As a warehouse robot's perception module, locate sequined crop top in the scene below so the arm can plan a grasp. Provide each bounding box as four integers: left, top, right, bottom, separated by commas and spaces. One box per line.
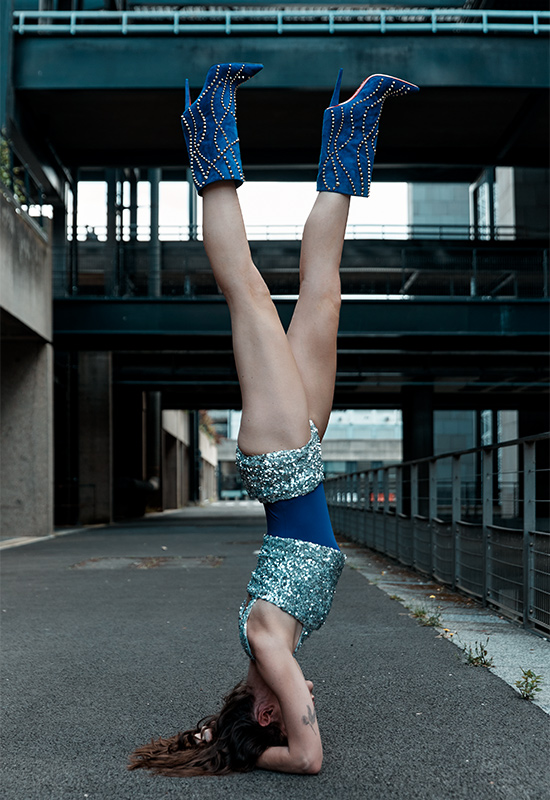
236, 420, 324, 504
239, 530, 345, 660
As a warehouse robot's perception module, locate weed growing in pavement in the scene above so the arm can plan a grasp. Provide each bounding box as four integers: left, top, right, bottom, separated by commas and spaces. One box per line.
409, 605, 442, 627
423, 612, 442, 627
389, 594, 404, 602
515, 669, 543, 700
462, 637, 494, 668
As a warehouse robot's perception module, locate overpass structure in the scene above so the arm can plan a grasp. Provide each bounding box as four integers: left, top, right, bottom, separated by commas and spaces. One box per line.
1, 1, 548, 532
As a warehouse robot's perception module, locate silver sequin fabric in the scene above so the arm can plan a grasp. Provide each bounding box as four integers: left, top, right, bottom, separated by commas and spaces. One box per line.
239, 534, 346, 660
235, 420, 324, 503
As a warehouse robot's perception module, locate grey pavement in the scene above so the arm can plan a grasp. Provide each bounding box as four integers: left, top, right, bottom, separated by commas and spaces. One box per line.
1, 504, 550, 800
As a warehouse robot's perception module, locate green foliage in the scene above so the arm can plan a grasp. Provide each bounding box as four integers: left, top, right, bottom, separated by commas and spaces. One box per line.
462, 637, 494, 668
409, 605, 441, 627
514, 669, 543, 701
0, 135, 26, 202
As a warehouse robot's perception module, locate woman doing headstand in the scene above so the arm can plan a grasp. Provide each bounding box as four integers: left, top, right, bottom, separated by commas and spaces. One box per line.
128, 63, 418, 777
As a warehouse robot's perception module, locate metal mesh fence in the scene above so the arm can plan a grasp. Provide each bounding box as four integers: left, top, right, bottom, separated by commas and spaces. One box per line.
327, 434, 550, 635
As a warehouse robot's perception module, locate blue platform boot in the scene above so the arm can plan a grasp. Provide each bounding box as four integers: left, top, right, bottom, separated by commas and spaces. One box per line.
317, 71, 419, 197
181, 63, 263, 194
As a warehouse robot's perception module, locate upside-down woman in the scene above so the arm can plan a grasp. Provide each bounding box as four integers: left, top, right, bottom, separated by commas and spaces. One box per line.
128, 62, 418, 777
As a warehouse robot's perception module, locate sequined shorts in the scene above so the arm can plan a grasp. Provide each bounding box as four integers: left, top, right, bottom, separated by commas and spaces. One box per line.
235, 420, 324, 503
238, 534, 346, 660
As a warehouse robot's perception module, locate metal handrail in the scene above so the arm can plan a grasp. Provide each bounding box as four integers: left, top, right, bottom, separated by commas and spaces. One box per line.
326, 432, 550, 635
72, 222, 547, 242
13, 8, 550, 36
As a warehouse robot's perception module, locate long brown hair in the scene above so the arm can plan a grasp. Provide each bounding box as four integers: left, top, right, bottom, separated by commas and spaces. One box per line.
128, 680, 286, 777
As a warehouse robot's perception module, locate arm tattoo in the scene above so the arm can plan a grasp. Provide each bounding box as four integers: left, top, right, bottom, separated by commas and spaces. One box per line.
301, 704, 317, 735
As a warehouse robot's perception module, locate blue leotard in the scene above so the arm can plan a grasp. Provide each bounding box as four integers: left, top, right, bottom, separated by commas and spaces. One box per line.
264, 483, 339, 550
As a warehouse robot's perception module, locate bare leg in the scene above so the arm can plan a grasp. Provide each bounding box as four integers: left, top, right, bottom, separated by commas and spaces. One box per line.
287, 192, 350, 439
202, 182, 310, 454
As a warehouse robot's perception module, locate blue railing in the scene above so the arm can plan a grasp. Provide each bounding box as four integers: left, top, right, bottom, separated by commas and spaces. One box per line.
326, 432, 550, 636
13, 8, 550, 37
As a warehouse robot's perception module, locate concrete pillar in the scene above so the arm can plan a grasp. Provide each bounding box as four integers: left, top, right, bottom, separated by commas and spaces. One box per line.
148, 168, 162, 296
69, 172, 79, 293
189, 410, 201, 503
128, 170, 138, 241
0, 342, 53, 537
145, 390, 162, 509
52, 199, 69, 296
401, 385, 434, 517
105, 169, 118, 295
518, 409, 550, 526
54, 350, 80, 526
162, 432, 178, 509
78, 352, 113, 524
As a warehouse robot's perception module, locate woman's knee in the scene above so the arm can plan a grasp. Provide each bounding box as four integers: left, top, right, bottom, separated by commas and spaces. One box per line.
224, 265, 271, 306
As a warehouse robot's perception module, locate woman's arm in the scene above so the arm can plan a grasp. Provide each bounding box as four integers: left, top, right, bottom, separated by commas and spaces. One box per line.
250, 630, 323, 774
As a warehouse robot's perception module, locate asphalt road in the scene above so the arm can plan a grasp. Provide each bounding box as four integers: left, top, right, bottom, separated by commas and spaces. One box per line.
2, 510, 549, 800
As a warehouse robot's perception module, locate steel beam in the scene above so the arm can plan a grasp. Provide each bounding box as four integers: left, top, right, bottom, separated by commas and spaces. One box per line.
14, 35, 549, 91
54, 297, 550, 340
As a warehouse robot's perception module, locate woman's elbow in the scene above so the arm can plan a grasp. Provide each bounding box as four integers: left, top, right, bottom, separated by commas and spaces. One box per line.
297, 753, 323, 775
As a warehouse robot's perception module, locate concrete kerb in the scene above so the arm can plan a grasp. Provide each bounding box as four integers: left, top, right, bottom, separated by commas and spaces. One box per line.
0, 524, 107, 550
0, 502, 263, 551
340, 540, 550, 716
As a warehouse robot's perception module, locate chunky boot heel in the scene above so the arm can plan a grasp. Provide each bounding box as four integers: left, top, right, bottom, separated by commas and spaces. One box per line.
316, 71, 419, 198
181, 62, 263, 194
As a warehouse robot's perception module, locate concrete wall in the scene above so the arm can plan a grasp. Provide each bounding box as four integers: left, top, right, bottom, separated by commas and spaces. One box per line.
1, 342, 53, 537
161, 410, 218, 507
495, 167, 550, 238
1, 191, 52, 340
0, 190, 53, 538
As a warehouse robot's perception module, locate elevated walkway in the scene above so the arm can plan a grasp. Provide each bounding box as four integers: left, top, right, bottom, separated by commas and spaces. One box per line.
1, 509, 549, 799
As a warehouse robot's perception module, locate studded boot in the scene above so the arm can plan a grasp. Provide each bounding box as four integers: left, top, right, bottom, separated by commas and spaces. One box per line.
316, 70, 419, 198
181, 63, 263, 194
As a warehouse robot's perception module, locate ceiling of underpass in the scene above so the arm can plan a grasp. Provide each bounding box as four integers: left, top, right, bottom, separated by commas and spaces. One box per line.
10, 23, 550, 193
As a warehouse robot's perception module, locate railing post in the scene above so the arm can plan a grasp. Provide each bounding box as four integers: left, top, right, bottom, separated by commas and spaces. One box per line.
482, 448, 493, 607
352, 472, 358, 542
452, 455, 461, 590
382, 467, 389, 552
523, 441, 536, 629
411, 463, 418, 567
396, 465, 403, 561
429, 458, 437, 576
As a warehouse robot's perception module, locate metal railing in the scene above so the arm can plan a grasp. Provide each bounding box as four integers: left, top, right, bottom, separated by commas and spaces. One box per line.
52, 238, 550, 299
325, 433, 550, 635
71, 222, 546, 243
13, 8, 550, 37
